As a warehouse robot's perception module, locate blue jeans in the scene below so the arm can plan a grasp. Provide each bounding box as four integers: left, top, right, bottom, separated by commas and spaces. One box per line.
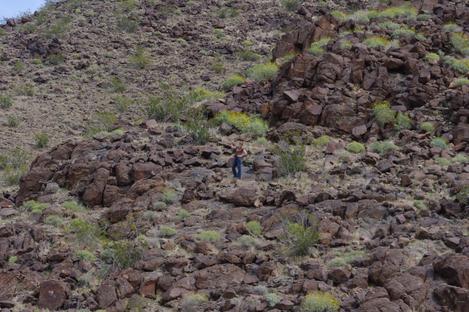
232, 156, 242, 178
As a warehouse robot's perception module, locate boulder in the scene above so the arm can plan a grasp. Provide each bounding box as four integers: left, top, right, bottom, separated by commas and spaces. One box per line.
38, 280, 68, 311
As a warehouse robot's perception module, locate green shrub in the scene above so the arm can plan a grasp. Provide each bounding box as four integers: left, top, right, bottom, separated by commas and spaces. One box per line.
196, 230, 221, 242
119, 0, 138, 12
373, 101, 396, 127
129, 47, 151, 69
46, 17, 71, 38
85, 111, 118, 137
246, 220, 262, 236
378, 5, 417, 19
378, 21, 401, 31
218, 7, 239, 18
413, 200, 427, 211
214, 111, 268, 138
450, 33, 469, 56
431, 137, 448, 149
159, 226, 177, 237
239, 50, 261, 62
146, 85, 190, 122
346, 141, 365, 154
68, 219, 100, 245
300, 292, 340, 312
453, 153, 469, 164
281, 0, 303, 11
443, 56, 469, 74
161, 188, 178, 205
237, 235, 258, 247
284, 214, 319, 257
435, 157, 451, 167
181, 293, 208, 312
425, 52, 440, 64
101, 240, 142, 269
45, 215, 64, 227
0, 148, 29, 186
223, 74, 246, 90
455, 185, 469, 205
8, 256, 17, 264
113, 95, 133, 112
364, 36, 391, 48
313, 135, 331, 147
15, 83, 35, 96
419, 121, 434, 133
395, 112, 412, 130
328, 250, 367, 268
177, 209, 190, 220
391, 27, 417, 39
63, 200, 86, 211
308, 37, 331, 56
35, 132, 49, 148
0, 95, 13, 109
247, 63, 278, 82
265, 292, 281, 307
416, 14, 432, 21
75, 250, 96, 262
369, 140, 397, 155
6, 116, 19, 128
110, 76, 126, 93
213, 28, 225, 39
46, 53, 65, 65
22, 200, 48, 213
443, 23, 462, 32
117, 16, 138, 33
274, 143, 306, 176
211, 57, 225, 74
452, 77, 469, 87
189, 87, 224, 102
339, 40, 352, 50
185, 111, 211, 145
13, 61, 25, 72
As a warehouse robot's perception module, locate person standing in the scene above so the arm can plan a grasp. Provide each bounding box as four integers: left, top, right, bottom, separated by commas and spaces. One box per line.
232, 144, 247, 179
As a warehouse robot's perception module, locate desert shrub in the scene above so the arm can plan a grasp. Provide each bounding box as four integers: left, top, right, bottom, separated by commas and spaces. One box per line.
129, 47, 151, 69
15, 83, 35, 96
0, 29, 5, 36
218, 7, 239, 18
46, 17, 72, 39
0, 147, 29, 186
435, 157, 451, 167
101, 240, 142, 269
274, 143, 306, 176
443, 56, 469, 74
75, 250, 96, 262
177, 209, 190, 220
419, 121, 435, 133
68, 219, 100, 245
333, 6, 416, 24
161, 188, 178, 205
265, 292, 281, 307
196, 230, 221, 242
223, 74, 246, 90
308, 37, 331, 56
453, 153, 469, 164
346, 141, 365, 154
119, 0, 138, 11
239, 50, 261, 62
416, 14, 432, 21
339, 40, 352, 50
85, 111, 118, 137
284, 213, 319, 256
181, 293, 208, 312
110, 76, 126, 93
395, 112, 412, 130
373, 101, 396, 127
146, 86, 189, 122
189, 87, 224, 102
413, 200, 427, 211
246, 220, 262, 236
8, 256, 17, 264
247, 63, 278, 82
213, 28, 224, 39
45, 215, 64, 227
450, 33, 469, 56
63, 200, 86, 211
6, 116, 19, 127
159, 226, 177, 237
431, 137, 448, 149
22, 200, 48, 213
113, 95, 133, 112
300, 292, 340, 312
214, 111, 268, 138
425, 52, 440, 64
313, 135, 331, 147
0, 95, 13, 109
443, 23, 462, 32
13, 60, 25, 72
455, 185, 469, 205
392, 27, 420, 39
35, 132, 49, 148
452, 77, 469, 87
378, 5, 417, 19
211, 57, 225, 74
117, 16, 138, 33
378, 21, 401, 30
281, 0, 303, 11
237, 235, 258, 247
369, 140, 397, 155
46, 53, 65, 65
364, 36, 390, 48
328, 250, 367, 268
185, 111, 211, 145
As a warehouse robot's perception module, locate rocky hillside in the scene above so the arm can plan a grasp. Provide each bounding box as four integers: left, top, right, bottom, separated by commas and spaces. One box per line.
1, 0, 469, 311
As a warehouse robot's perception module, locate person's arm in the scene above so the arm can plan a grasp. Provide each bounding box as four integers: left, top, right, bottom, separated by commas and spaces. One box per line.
242, 149, 248, 157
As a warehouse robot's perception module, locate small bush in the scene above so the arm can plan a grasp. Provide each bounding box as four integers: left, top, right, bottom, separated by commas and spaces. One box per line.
328, 250, 367, 268
452, 77, 469, 87
300, 292, 340, 312
0, 95, 13, 109
443, 56, 469, 74
129, 47, 151, 69
185, 110, 211, 145
196, 230, 221, 242
395, 112, 412, 130
45, 215, 64, 227
416, 14, 432, 21
218, 7, 239, 18
265, 292, 281, 307
284, 214, 319, 257
146, 85, 190, 122
369, 140, 397, 155
450, 33, 469, 56
431, 137, 448, 149
6, 116, 19, 128
246, 220, 262, 236
443, 23, 462, 32
223, 74, 246, 90
419, 122, 435, 133
392, 27, 419, 39
161, 188, 178, 205
117, 16, 138, 33
35, 132, 49, 148
75, 250, 96, 262
413, 200, 427, 211
378, 5, 417, 19
455, 185, 469, 205
211, 57, 225, 73
181, 293, 208, 312
214, 111, 268, 138
237, 235, 258, 247
239, 50, 261, 62
63, 200, 86, 212
101, 240, 142, 269
247, 63, 278, 82
110, 76, 126, 93
177, 209, 190, 220
189, 87, 224, 102
68, 219, 100, 245
8, 256, 17, 264
364, 36, 390, 49
274, 143, 306, 176
13, 61, 25, 72
453, 153, 469, 164
15, 83, 35, 96
378, 21, 401, 31
373, 101, 396, 127
22, 200, 48, 213
346, 141, 365, 154
85, 111, 118, 137
425, 52, 440, 64
435, 157, 451, 167
46, 17, 71, 39
308, 38, 331, 56
313, 135, 331, 147
281, 0, 303, 11
339, 40, 352, 50
46, 53, 65, 65
0, 148, 29, 186
113, 95, 133, 112
159, 226, 177, 237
